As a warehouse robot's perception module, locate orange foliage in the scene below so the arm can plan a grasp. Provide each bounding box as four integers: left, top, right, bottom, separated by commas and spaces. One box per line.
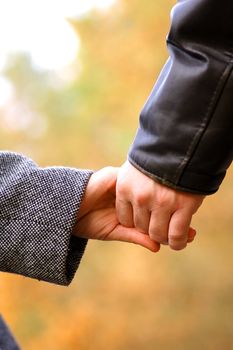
1, 1, 233, 349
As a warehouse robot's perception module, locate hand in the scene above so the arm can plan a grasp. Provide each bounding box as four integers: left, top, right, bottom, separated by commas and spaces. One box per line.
73, 167, 160, 253
116, 161, 205, 250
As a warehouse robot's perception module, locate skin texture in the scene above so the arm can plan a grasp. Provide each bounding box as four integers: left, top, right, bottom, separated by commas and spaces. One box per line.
116, 161, 205, 251
74, 167, 160, 253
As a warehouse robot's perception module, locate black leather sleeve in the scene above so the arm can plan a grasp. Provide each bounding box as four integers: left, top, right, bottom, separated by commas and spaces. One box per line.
129, 0, 233, 195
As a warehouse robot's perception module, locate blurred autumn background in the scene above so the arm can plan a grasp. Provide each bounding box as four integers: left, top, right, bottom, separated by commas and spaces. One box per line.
1, 0, 233, 349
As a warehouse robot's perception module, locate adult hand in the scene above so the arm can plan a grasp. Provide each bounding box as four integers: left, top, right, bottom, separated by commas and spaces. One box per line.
116, 161, 205, 250
73, 166, 160, 253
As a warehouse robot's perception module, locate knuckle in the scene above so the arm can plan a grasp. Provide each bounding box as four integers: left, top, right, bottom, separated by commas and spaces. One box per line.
169, 231, 187, 250
116, 181, 129, 197
155, 192, 175, 210
157, 197, 169, 208
169, 233, 184, 242
149, 229, 168, 244
160, 187, 174, 200
134, 192, 149, 207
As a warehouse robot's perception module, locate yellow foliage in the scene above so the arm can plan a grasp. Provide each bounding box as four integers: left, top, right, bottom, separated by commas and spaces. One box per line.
1, 1, 233, 349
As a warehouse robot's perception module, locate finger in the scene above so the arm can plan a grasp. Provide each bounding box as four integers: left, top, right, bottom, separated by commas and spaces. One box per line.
113, 224, 160, 252
116, 199, 134, 227
168, 209, 192, 250
187, 227, 196, 243
148, 207, 172, 244
133, 206, 151, 234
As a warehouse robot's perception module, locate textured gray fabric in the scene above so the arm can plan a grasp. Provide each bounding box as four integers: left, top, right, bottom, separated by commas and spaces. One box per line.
0, 151, 92, 285
0, 316, 20, 350
0, 151, 93, 348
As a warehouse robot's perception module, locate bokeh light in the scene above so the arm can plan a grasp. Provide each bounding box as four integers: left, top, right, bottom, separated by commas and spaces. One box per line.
1, 1, 233, 349
0, 0, 116, 73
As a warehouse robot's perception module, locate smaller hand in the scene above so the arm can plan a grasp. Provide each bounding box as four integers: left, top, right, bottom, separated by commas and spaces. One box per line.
116, 161, 205, 250
73, 167, 160, 253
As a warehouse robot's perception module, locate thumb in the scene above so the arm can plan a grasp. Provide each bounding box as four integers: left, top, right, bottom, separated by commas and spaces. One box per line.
78, 167, 118, 219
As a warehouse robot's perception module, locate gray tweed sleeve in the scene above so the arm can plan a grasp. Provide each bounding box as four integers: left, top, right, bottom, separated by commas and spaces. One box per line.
0, 152, 93, 286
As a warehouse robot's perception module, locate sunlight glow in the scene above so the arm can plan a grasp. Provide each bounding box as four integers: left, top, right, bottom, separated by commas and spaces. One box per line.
71, 0, 117, 17
0, 77, 13, 107
0, 0, 117, 107
0, 0, 117, 71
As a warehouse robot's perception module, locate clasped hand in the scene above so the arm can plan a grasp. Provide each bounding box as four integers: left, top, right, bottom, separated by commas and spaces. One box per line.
74, 161, 205, 252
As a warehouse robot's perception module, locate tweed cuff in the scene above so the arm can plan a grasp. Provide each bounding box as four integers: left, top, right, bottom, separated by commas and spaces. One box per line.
0, 152, 93, 286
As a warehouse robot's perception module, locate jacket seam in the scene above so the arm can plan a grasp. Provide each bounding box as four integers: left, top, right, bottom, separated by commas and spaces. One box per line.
174, 61, 233, 184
